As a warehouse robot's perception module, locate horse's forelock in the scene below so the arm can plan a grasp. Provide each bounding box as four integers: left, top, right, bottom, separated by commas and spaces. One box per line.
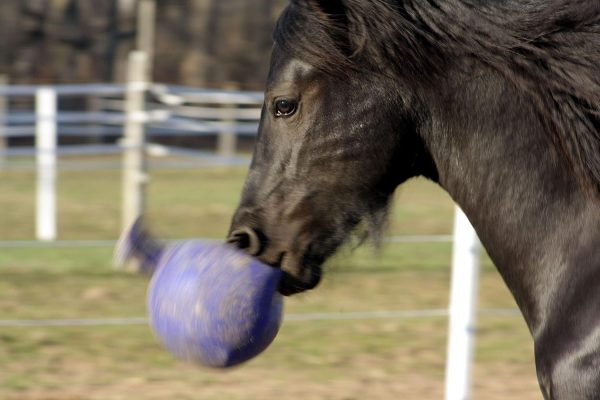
273, 1, 353, 77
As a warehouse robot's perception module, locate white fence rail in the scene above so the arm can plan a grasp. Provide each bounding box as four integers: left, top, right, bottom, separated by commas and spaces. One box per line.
0, 308, 520, 329
0, 85, 263, 139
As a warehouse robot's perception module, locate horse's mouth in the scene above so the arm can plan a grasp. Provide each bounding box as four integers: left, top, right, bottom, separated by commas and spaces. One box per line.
276, 252, 323, 296
227, 228, 325, 295
277, 266, 322, 296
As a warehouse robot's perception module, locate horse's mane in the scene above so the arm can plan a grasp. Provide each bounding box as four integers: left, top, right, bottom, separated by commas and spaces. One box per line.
275, 0, 600, 194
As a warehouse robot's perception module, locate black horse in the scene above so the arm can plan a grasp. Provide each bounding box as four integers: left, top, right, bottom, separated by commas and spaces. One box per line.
227, 1, 600, 398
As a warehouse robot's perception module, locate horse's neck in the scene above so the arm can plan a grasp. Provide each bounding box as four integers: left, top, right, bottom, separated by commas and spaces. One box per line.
421, 70, 600, 335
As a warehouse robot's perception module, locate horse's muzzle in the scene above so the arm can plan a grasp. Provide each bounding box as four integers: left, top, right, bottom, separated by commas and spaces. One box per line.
227, 226, 322, 296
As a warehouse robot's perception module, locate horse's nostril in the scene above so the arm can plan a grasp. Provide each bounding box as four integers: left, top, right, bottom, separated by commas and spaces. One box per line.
227, 227, 264, 256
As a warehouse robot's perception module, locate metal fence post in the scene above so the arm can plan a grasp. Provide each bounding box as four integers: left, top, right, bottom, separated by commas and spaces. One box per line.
35, 88, 58, 241
121, 51, 149, 235
444, 206, 481, 400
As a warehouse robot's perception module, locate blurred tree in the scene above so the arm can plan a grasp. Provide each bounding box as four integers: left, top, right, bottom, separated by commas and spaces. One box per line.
0, 0, 286, 89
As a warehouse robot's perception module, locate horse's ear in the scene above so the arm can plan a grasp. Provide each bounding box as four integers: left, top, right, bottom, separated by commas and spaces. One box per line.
306, 0, 347, 21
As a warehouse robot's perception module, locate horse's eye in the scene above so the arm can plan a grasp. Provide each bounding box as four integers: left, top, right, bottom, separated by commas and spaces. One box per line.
274, 99, 297, 117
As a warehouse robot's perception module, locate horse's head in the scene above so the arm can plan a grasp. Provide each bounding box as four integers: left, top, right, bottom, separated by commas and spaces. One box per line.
228, 0, 436, 295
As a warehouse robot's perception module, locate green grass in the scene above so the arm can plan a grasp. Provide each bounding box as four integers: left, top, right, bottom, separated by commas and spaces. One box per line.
0, 164, 540, 399
0, 165, 455, 239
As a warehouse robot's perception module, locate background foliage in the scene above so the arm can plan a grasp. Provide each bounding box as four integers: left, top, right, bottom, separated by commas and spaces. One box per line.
0, 0, 286, 89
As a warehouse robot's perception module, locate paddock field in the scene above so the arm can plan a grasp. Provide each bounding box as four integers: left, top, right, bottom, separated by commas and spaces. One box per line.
0, 165, 541, 399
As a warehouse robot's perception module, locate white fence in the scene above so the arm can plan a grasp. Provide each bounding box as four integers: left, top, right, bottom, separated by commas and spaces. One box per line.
0, 78, 263, 241
1, 77, 483, 399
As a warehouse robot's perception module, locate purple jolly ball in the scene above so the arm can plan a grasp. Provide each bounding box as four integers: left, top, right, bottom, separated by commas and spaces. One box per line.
147, 240, 284, 368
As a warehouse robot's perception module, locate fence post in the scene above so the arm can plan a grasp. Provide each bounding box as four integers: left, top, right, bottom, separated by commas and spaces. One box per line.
217, 83, 238, 158
35, 88, 58, 241
136, 0, 156, 78
121, 51, 148, 235
0, 75, 7, 168
444, 206, 481, 400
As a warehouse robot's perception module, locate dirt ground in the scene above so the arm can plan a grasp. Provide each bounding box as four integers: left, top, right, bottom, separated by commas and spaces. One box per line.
4, 360, 541, 400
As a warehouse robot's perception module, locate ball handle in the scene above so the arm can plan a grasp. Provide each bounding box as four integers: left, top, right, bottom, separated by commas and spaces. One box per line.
114, 217, 165, 275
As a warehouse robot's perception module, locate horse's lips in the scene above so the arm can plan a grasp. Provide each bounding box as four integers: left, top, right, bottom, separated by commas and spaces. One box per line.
277, 268, 321, 296
276, 253, 322, 296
